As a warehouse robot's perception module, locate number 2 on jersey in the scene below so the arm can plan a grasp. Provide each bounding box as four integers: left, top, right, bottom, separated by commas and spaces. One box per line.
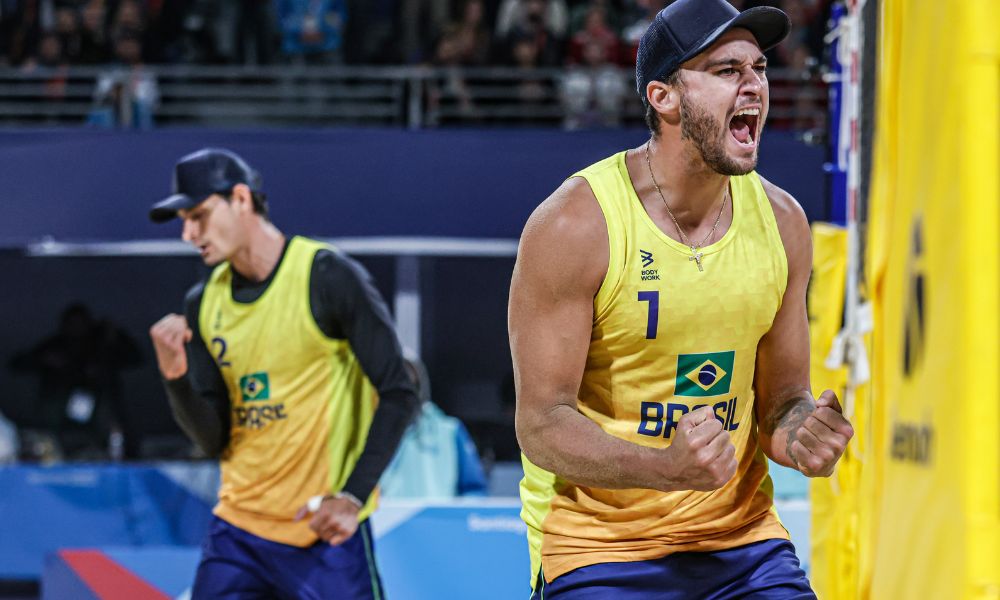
638, 291, 659, 339
211, 336, 232, 367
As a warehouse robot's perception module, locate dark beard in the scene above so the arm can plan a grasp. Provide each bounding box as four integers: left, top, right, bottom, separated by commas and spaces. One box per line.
679, 93, 756, 176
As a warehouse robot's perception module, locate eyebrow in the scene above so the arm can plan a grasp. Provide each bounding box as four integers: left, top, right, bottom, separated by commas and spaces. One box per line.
705, 56, 768, 69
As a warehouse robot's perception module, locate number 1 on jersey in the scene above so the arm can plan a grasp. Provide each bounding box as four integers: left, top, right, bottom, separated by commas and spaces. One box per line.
638, 291, 659, 339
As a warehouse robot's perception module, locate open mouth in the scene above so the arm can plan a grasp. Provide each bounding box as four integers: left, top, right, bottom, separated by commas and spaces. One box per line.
728, 108, 760, 148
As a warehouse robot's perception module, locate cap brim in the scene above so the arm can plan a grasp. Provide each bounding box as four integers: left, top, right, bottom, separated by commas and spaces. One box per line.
681, 6, 791, 67
149, 194, 200, 223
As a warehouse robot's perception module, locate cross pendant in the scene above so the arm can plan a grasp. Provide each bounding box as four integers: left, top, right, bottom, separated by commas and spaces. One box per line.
689, 251, 704, 272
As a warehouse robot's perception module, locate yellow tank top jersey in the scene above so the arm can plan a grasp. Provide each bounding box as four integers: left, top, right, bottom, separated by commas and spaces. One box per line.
521, 152, 791, 585
199, 236, 378, 547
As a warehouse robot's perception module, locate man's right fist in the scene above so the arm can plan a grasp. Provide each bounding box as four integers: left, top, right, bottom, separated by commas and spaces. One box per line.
663, 406, 738, 492
150, 314, 193, 380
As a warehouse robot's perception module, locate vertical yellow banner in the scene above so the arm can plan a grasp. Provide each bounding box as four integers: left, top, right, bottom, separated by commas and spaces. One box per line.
867, 1, 1000, 599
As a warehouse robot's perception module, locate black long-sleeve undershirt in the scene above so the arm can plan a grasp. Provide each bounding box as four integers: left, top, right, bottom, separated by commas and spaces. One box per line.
163, 241, 419, 503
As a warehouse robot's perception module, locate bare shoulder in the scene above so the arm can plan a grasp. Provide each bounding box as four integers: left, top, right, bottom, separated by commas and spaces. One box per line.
758, 175, 809, 236
521, 176, 606, 248
757, 174, 811, 266
516, 176, 609, 295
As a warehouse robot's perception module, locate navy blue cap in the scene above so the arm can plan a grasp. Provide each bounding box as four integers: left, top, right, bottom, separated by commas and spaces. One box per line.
635, 0, 790, 101
149, 148, 262, 223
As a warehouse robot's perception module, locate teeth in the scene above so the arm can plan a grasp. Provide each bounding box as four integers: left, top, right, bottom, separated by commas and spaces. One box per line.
735, 108, 760, 117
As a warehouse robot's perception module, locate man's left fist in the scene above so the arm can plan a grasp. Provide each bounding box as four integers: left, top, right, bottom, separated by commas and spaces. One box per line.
789, 390, 855, 477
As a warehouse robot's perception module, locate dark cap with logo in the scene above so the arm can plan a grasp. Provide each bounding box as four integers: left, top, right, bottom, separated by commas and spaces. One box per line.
149, 148, 262, 223
635, 0, 790, 101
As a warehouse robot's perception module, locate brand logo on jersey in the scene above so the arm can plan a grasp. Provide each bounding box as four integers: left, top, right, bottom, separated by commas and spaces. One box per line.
239, 372, 270, 402
640, 249, 654, 268
639, 249, 660, 280
675, 351, 734, 397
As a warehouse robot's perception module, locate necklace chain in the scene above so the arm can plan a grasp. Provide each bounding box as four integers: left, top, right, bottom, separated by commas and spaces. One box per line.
643, 140, 728, 258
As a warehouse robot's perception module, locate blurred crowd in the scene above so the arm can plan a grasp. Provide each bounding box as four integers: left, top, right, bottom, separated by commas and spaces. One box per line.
0, 0, 832, 70
0, 0, 832, 130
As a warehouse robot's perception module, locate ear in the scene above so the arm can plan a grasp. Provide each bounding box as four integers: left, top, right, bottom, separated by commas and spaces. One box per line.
231, 184, 254, 214
647, 79, 681, 126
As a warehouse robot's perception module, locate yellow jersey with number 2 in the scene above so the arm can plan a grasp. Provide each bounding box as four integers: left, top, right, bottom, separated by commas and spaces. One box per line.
200, 236, 378, 547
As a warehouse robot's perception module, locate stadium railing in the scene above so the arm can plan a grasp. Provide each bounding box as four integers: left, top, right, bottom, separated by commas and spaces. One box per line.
0, 65, 827, 131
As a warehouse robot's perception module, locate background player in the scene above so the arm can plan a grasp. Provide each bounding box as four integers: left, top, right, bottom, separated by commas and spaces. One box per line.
149, 148, 419, 599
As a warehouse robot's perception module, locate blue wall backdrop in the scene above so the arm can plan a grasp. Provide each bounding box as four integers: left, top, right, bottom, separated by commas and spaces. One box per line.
0, 129, 826, 245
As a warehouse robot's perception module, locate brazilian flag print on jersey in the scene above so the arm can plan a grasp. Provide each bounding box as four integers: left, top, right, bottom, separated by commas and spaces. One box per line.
675, 351, 735, 397
240, 372, 270, 402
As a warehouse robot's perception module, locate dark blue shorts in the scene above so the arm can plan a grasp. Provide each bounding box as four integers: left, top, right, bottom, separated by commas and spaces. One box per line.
531, 539, 815, 599
191, 516, 385, 600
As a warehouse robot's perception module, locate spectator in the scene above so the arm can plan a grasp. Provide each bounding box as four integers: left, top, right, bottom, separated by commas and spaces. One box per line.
380, 351, 488, 499
343, 0, 399, 64
562, 69, 628, 131
21, 32, 70, 101
109, 0, 145, 44
399, 0, 450, 63
562, 13, 628, 129
210, 0, 275, 65
164, 0, 227, 64
78, 0, 112, 64
26, 30, 64, 68
498, 0, 564, 67
275, 0, 347, 64
426, 25, 477, 125
141, 0, 190, 63
621, 0, 668, 64
234, 0, 275, 64
3, 0, 49, 66
508, 30, 547, 100
8, 304, 142, 460
89, 30, 159, 128
452, 0, 491, 66
495, 0, 567, 39
567, 4, 618, 65
53, 5, 82, 62
770, 0, 814, 68
767, 0, 824, 130
568, 0, 620, 39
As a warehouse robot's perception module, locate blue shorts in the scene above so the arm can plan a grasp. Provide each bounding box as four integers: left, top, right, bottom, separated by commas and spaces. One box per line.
531, 539, 815, 599
192, 516, 385, 600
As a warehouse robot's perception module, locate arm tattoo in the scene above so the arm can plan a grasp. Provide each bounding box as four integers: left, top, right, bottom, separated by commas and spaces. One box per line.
762, 395, 813, 467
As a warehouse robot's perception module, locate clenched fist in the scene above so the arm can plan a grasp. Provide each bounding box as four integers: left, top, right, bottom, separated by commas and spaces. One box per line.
149, 314, 192, 380
662, 406, 738, 492
295, 495, 360, 546
789, 390, 854, 477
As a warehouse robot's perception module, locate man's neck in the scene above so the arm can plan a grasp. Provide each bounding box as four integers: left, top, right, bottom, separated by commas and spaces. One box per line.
229, 223, 286, 282
644, 136, 730, 228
